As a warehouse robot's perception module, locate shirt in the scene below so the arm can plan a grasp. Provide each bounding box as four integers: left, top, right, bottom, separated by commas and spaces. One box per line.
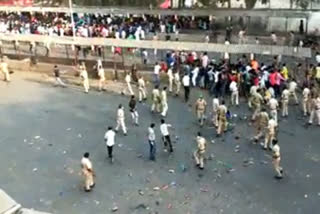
289, 81, 297, 92
104, 130, 116, 147
229, 81, 238, 92
148, 127, 156, 141
117, 108, 125, 119
154, 64, 161, 75
161, 90, 167, 103
272, 144, 280, 158
303, 88, 310, 99
182, 75, 190, 87
138, 78, 145, 88
212, 98, 219, 112
81, 157, 92, 170
125, 74, 131, 83
269, 98, 278, 110
160, 123, 171, 136
268, 119, 277, 133
282, 89, 290, 100
98, 68, 105, 80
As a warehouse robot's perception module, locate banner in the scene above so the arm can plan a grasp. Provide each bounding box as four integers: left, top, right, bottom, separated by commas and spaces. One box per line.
0, 0, 33, 6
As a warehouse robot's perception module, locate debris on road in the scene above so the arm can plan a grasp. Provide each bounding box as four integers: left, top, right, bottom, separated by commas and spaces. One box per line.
33, 168, 38, 172
111, 206, 118, 212
153, 187, 160, 191
77, 134, 82, 138
66, 128, 72, 131
168, 169, 175, 173
34, 136, 41, 140
138, 190, 144, 196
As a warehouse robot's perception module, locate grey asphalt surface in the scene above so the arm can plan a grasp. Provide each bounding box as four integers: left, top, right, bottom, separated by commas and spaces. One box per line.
0, 73, 319, 214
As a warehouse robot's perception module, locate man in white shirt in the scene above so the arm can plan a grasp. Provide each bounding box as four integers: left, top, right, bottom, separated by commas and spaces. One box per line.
160, 119, 173, 153
104, 127, 116, 163
151, 86, 161, 113
154, 62, 161, 87
182, 73, 191, 102
229, 80, 239, 106
138, 75, 147, 102
174, 72, 181, 96
80, 65, 89, 93
115, 104, 127, 136
309, 94, 320, 126
212, 96, 220, 127
81, 152, 95, 192
161, 87, 168, 117
201, 52, 209, 69
191, 66, 199, 87
122, 73, 134, 95
264, 118, 276, 150
167, 66, 174, 93
148, 123, 156, 161
288, 78, 298, 105
238, 30, 245, 44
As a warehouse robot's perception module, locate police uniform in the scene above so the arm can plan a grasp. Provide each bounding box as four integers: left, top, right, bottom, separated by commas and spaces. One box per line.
272, 144, 283, 178
0, 61, 10, 82
194, 136, 206, 169
138, 77, 147, 102
281, 89, 290, 117
302, 87, 311, 116
124, 74, 134, 95
309, 97, 320, 125
80, 67, 90, 93
264, 119, 276, 149
161, 89, 168, 117
195, 98, 207, 126
288, 81, 298, 104
255, 111, 269, 141
268, 98, 279, 125
115, 107, 127, 135
173, 72, 181, 96
251, 91, 263, 120
217, 104, 227, 135
151, 88, 161, 113
81, 157, 95, 191
249, 85, 258, 108
98, 67, 105, 91
212, 98, 220, 127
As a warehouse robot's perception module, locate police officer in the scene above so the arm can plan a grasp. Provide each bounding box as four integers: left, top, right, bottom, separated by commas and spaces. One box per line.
272, 139, 283, 179
81, 152, 95, 192
264, 118, 277, 150
123, 72, 134, 95
288, 78, 298, 105
212, 95, 219, 127
173, 71, 181, 96
254, 108, 269, 142
115, 104, 127, 136
194, 132, 206, 170
302, 86, 311, 116
151, 86, 161, 113
309, 94, 320, 126
281, 86, 290, 117
98, 65, 106, 91
167, 66, 174, 93
138, 75, 147, 102
80, 65, 89, 93
0, 58, 10, 82
251, 89, 264, 121
195, 95, 207, 127
268, 97, 279, 126
217, 100, 227, 136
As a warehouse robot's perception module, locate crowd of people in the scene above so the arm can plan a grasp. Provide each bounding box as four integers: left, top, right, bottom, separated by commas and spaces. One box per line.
65, 48, 320, 192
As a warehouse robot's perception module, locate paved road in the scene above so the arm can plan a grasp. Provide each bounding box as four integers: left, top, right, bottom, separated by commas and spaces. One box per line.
0, 72, 319, 214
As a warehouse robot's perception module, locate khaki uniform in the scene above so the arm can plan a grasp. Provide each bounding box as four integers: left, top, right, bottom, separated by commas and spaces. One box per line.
124, 74, 134, 95
288, 81, 298, 104
193, 136, 206, 169
0, 62, 10, 82
212, 98, 219, 127
115, 108, 127, 134
161, 90, 168, 117
81, 157, 95, 191
251, 92, 263, 120
195, 98, 207, 126
268, 98, 279, 126
272, 144, 283, 177
255, 111, 269, 140
249, 85, 258, 108
217, 104, 227, 135
281, 89, 290, 117
98, 68, 105, 91
264, 119, 276, 149
309, 97, 320, 125
151, 89, 161, 113
302, 88, 311, 116
80, 69, 90, 93
174, 72, 181, 96
138, 77, 147, 102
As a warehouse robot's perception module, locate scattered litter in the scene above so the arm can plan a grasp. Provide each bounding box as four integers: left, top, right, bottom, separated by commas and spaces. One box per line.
260, 161, 268, 165
306, 174, 310, 178
243, 159, 255, 167
66, 128, 72, 131
63, 151, 67, 154
168, 169, 175, 173
200, 187, 209, 192
118, 144, 123, 148
208, 154, 215, 160
111, 206, 118, 212
161, 185, 169, 190
138, 190, 144, 196
34, 136, 40, 140
226, 168, 235, 173
94, 200, 100, 205
235, 135, 240, 140
77, 134, 82, 138
128, 172, 133, 177
233, 114, 238, 118
170, 181, 176, 187
48, 143, 53, 147
137, 154, 143, 158
167, 203, 172, 209
33, 168, 38, 172
304, 194, 308, 198
180, 164, 187, 172
28, 142, 34, 146
211, 140, 215, 144
24, 139, 27, 143
153, 187, 160, 191
135, 204, 148, 210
